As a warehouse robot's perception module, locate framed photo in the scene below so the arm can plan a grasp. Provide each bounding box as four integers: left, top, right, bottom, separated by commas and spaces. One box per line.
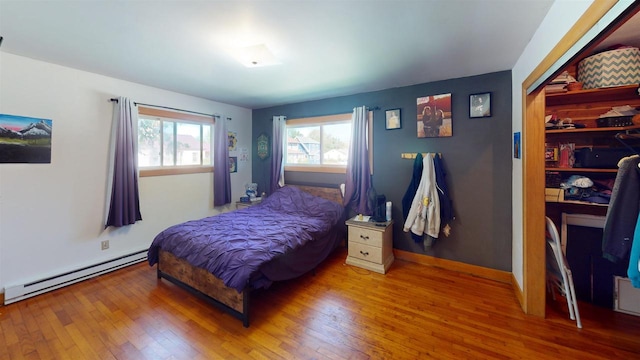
228, 131, 237, 151
470, 92, 491, 118
229, 156, 237, 173
514, 132, 521, 159
417, 93, 452, 137
385, 109, 401, 130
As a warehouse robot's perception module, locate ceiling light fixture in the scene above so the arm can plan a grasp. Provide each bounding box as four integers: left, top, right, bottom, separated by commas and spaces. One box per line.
228, 44, 280, 68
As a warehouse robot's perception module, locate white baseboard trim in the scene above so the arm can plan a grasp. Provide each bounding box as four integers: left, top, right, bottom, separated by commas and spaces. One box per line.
4, 250, 147, 305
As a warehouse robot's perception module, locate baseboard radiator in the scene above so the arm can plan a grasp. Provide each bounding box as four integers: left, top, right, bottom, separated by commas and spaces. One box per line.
4, 249, 147, 305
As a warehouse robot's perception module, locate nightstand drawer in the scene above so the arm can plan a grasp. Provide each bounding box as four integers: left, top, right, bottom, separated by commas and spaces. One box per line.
348, 242, 383, 264
348, 226, 384, 247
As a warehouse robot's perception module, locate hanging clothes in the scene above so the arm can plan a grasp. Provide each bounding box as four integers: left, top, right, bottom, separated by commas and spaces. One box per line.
402, 153, 424, 242
403, 154, 440, 246
433, 154, 454, 237
629, 216, 640, 287
602, 155, 640, 263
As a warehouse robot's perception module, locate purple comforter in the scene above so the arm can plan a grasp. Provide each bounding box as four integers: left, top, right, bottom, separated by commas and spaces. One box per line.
148, 186, 344, 292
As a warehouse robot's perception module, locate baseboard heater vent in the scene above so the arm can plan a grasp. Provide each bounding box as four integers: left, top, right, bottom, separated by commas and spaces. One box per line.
4, 249, 147, 305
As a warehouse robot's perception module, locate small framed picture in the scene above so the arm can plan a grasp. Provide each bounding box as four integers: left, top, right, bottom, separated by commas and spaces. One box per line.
514, 132, 521, 159
470, 92, 491, 118
229, 156, 237, 173
545, 147, 558, 161
228, 131, 237, 151
385, 109, 401, 130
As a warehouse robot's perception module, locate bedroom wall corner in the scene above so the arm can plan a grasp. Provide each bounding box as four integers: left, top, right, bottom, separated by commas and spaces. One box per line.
253, 70, 513, 273
0, 52, 252, 295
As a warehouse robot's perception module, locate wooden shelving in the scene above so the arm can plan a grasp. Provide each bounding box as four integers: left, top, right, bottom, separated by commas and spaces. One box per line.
554, 199, 608, 207
546, 84, 639, 107
543, 85, 640, 206
546, 124, 640, 134
545, 167, 618, 173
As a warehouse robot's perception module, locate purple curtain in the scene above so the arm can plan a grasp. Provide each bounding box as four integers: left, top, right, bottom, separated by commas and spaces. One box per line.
214, 116, 232, 206
270, 115, 286, 194
105, 97, 142, 227
343, 106, 371, 214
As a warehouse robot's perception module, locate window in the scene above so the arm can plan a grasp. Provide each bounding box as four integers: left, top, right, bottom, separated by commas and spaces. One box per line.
285, 112, 372, 174
137, 106, 214, 177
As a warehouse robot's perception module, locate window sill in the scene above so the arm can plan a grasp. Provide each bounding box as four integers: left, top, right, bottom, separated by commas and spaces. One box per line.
284, 165, 346, 174
140, 166, 213, 177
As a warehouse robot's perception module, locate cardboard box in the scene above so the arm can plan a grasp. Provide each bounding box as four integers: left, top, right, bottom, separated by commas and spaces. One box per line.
614, 276, 640, 316
545, 188, 564, 202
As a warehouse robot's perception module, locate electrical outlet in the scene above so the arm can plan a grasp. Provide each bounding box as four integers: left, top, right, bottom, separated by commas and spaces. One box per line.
101, 240, 109, 250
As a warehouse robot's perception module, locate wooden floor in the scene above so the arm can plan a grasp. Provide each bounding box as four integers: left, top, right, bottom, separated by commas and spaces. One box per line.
1, 248, 639, 360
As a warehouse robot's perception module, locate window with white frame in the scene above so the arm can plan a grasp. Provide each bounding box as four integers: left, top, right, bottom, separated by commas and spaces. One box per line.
137, 107, 214, 176
285, 113, 353, 171
284, 112, 374, 174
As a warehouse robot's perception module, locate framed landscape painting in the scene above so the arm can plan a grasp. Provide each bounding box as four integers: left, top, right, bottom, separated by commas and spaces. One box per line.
0, 114, 52, 163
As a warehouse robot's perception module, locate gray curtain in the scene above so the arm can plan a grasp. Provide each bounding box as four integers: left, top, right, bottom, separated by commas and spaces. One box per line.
343, 106, 371, 214
213, 116, 232, 206
105, 97, 142, 227
270, 115, 286, 194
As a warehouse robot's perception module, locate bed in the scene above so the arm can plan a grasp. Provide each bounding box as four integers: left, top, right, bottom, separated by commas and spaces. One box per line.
147, 184, 346, 327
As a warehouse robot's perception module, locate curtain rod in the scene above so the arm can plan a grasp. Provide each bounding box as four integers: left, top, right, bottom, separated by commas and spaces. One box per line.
109, 98, 230, 120
270, 106, 380, 121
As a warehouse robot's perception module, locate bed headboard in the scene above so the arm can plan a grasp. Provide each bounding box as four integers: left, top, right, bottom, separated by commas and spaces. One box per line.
289, 184, 344, 205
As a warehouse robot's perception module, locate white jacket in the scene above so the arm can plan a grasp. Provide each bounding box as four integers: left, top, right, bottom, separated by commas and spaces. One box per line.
403, 154, 440, 238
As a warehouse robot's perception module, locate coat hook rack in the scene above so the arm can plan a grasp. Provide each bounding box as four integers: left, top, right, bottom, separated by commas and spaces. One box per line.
401, 152, 441, 159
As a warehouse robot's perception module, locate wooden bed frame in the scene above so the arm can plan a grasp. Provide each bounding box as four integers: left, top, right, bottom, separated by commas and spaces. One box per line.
156, 184, 344, 327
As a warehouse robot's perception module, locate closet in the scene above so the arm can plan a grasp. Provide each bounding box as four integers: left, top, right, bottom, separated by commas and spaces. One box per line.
544, 11, 640, 313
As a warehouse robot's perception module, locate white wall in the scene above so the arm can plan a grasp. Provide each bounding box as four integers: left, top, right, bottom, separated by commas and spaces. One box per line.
0, 52, 252, 293
511, 1, 595, 290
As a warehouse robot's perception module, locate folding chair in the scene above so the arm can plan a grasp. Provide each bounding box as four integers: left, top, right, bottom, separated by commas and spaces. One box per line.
546, 216, 582, 328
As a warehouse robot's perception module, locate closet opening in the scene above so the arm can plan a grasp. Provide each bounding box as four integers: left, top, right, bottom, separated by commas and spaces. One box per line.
522, 1, 640, 319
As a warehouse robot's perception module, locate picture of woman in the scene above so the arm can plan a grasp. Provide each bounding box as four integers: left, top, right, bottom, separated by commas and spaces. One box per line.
416, 94, 452, 138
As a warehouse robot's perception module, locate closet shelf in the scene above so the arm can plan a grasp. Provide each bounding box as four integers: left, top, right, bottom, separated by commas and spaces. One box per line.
547, 199, 609, 207
546, 84, 640, 107
546, 124, 640, 134
545, 167, 618, 173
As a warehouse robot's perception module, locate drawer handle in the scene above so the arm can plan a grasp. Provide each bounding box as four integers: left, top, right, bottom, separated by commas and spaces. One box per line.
360, 235, 369, 240
360, 250, 369, 256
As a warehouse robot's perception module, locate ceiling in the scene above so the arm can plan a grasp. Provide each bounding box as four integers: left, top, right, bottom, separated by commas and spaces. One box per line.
0, 1, 556, 109
593, 9, 640, 53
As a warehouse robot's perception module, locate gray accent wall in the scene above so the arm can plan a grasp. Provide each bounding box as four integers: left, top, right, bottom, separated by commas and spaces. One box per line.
252, 71, 513, 271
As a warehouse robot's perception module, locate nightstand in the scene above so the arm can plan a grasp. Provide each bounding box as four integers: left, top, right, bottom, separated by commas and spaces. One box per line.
235, 200, 261, 209
345, 217, 394, 274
